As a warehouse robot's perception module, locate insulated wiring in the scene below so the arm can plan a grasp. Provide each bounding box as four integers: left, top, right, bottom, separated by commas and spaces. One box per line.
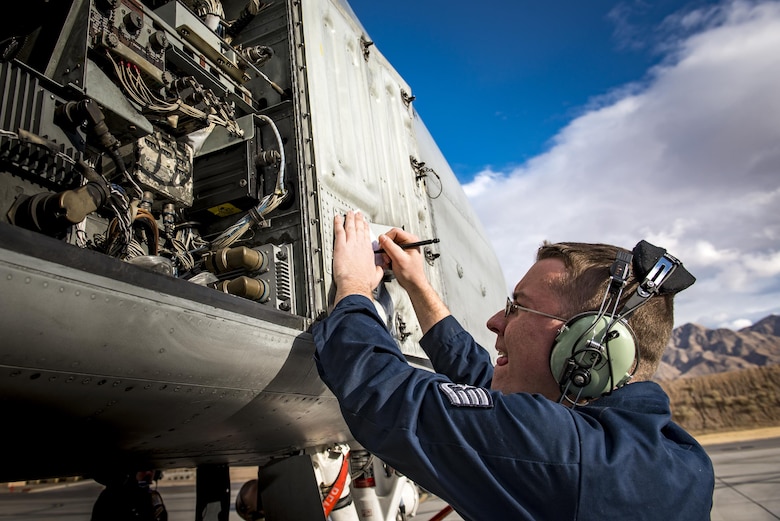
209, 114, 287, 250
106, 52, 242, 137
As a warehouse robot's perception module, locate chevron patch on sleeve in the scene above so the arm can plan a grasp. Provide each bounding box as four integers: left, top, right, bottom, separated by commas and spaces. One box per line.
438, 383, 494, 408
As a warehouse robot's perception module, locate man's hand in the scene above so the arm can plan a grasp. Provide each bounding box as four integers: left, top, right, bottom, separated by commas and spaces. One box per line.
332, 211, 384, 304
377, 228, 450, 333
377, 228, 429, 292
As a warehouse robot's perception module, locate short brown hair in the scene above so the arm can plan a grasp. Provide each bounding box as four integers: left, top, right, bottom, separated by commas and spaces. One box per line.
536, 242, 674, 380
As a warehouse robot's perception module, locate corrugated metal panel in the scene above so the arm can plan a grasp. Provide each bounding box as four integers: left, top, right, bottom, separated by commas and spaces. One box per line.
300, 0, 505, 354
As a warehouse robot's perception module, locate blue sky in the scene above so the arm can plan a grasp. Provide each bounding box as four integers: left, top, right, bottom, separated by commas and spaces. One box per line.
349, 0, 722, 179
347, 0, 780, 330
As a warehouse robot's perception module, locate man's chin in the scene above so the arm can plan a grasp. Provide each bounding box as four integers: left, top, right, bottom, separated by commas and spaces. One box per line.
489, 378, 509, 395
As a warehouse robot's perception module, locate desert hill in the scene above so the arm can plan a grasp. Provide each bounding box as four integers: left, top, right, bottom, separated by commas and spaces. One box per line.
658, 364, 780, 435
654, 314, 780, 380
654, 314, 780, 435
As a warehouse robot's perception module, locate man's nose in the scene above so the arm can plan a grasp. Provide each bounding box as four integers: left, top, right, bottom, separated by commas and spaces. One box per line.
486, 309, 505, 335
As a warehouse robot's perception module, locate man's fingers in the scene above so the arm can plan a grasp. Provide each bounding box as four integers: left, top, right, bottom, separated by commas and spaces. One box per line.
354, 211, 369, 238
340, 211, 369, 240
384, 227, 420, 247
343, 210, 355, 232
377, 234, 398, 254
333, 214, 346, 246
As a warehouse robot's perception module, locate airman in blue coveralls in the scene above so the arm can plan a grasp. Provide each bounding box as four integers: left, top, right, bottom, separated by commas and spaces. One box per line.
313, 211, 714, 520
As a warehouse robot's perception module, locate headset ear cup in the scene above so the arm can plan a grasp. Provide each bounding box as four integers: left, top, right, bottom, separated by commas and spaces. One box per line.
550, 312, 637, 400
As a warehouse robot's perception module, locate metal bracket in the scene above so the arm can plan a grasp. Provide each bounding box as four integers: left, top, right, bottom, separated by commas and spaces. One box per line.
360, 36, 373, 61
396, 313, 412, 342
410, 156, 442, 199
401, 88, 416, 107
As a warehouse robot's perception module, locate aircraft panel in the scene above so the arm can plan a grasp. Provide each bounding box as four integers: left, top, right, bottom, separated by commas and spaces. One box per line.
299, 0, 440, 354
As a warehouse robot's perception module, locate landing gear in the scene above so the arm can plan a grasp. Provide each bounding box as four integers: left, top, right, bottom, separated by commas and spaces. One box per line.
196, 464, 231, 521
234, 444, 419, 520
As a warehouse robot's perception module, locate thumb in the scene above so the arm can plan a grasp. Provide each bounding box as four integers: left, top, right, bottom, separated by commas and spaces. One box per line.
373, 264, 384, 288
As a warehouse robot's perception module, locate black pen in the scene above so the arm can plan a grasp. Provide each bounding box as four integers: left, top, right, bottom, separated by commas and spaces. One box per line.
374, 238, 440, 254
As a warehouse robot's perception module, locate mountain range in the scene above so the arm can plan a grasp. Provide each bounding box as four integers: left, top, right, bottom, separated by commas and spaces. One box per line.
653, 314, 780, 381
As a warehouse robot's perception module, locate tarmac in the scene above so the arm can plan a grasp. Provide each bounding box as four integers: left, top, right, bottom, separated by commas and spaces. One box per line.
1, 427, 778, 520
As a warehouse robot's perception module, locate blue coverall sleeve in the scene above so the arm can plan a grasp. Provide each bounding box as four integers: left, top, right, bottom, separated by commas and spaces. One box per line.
419, 315, 495, 387
312, 295, 581, 521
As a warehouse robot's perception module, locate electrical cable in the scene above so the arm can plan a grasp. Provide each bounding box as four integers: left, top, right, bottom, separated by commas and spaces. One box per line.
210, 114, 287, 250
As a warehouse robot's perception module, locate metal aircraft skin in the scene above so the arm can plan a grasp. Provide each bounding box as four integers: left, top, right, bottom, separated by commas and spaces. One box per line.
0, 0, 505, 485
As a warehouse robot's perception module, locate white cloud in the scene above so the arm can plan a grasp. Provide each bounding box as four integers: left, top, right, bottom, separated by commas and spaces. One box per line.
728, 318, 754, 330
464, 0, 780, 329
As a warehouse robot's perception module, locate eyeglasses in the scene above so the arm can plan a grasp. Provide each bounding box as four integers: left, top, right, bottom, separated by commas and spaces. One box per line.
505, 297, 567, 322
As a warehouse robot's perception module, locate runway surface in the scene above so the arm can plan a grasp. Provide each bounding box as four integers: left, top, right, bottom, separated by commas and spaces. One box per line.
706, 437, 780, 521
1, 437, 777, 520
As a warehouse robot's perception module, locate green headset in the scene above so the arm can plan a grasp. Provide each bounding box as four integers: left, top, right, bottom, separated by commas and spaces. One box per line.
549, 241, 696, 404
550, 311, 638, 403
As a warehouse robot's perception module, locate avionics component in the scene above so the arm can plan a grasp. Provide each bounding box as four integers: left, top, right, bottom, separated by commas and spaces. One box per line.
8, 182, 110, 237
89, 0, 169, 85
190, 137, 258, 219
204, 245, 268, 274
216, 276, 268, 301
212, 243, 294, 311
134, 131, 194, 207
0, 63, 83, 189
154, 0, 253, 85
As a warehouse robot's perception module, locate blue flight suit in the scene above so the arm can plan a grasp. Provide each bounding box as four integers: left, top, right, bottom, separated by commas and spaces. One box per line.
313, 295, 714, 521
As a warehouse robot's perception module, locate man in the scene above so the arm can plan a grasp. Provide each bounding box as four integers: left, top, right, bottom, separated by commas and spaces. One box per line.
91, 470, 167, 521
235, 479, 264, 521
313, 211, 714, 520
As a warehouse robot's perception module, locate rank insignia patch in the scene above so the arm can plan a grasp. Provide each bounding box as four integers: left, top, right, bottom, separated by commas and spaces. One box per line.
439, 383, 494, 408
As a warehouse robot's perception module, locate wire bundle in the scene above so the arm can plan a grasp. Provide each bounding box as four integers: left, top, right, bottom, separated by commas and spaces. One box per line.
106, 52, 242, 137
209, 114, 286, 250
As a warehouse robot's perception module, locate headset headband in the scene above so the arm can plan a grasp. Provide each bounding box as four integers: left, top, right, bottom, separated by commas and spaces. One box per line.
619, 240, 696, 317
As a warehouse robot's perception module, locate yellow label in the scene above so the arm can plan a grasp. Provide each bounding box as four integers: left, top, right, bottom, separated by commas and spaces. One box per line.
207, 203, 243, 217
